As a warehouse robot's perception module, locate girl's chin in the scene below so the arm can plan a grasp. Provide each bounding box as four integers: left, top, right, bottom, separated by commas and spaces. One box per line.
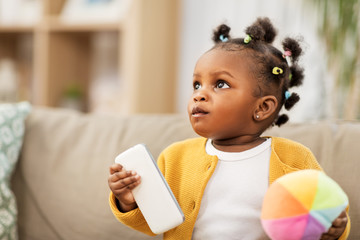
191, 127, 205, 137
191, 122, 218, 139
193, 128, 212, 139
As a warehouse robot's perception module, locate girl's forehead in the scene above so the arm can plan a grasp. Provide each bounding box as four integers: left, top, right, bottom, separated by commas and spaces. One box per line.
193, 49, 259, 89
195, 49, 253, 74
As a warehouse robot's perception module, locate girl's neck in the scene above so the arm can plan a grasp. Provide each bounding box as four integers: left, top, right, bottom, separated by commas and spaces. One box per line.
211, 135, 266, 152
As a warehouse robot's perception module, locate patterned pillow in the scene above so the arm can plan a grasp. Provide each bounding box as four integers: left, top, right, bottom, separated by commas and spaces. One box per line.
0, 102, 31, 240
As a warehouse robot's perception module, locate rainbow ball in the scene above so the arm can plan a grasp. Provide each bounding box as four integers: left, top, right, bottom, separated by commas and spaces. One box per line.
261, 169, 348, 240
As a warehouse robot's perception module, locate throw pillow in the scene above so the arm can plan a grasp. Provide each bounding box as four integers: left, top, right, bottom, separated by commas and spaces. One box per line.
0, 102, 31, 240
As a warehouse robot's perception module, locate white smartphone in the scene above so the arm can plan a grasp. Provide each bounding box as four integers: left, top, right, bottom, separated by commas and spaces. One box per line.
114, 144, 185, 234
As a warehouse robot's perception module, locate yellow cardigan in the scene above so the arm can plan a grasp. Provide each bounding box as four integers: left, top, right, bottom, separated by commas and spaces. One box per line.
109, 137, 350, 240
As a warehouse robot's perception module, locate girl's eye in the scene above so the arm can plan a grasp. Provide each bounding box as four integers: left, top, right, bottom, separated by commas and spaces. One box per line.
216, 81, 230, 89
194, 82, 201, 90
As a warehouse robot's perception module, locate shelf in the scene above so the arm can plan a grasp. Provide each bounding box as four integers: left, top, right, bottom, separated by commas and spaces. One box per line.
0, 25, 35, 33
0, 0, 179, 114
0, 19, 121, 33
44, 17, 122, 32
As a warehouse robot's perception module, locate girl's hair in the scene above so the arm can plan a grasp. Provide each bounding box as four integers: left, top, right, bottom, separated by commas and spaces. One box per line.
212, 17, 304, 127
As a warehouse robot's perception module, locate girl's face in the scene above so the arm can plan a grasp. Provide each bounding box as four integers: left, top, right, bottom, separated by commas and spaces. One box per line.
188, 49, 260, 141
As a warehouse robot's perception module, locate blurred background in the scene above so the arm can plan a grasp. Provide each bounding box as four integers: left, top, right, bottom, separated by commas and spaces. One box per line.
0, 0, 359, 123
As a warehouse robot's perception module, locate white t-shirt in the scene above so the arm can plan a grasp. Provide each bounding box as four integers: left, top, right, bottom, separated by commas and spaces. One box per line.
192, 138, 271, 240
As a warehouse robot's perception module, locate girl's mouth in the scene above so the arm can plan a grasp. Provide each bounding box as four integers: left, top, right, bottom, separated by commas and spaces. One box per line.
192, 106, 209, 116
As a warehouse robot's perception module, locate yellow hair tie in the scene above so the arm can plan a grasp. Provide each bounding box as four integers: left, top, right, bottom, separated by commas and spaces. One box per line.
244, 34, 252, 44
272, 67, 283, 75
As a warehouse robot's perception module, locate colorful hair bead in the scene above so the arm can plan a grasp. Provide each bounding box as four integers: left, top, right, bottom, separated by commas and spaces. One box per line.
244, 34, 252, 44
219, 34, 229, 42
272, 67, 283, 75
285, 91, 291, 100
282, 50, 292, 59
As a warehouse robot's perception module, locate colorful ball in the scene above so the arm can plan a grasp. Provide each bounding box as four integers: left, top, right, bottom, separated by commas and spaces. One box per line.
261, 169, 348, 240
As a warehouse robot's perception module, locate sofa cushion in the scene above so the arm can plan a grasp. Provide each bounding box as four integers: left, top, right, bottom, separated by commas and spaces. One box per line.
0, 102, 31, 239
11, 106, 359, 239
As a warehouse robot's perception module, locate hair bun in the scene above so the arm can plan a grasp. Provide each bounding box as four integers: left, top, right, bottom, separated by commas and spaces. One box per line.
289, 65, 304, 87
275, 114, 289, 127
245, 17, 277, 43
282, 37, 302, 62
284, 92, 300, 110
213, 24, 231, 43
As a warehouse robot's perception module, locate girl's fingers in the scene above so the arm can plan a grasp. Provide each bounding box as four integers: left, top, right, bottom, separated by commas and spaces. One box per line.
108, 164, 141, 197
321, 227, 344, 240
109, 164, 139, 183
320, 214, 347, 240
332, 216, 347, 228
110, 173, 140, 189
114, 178, 141, 193
337, 210, 346, 218
109, 163, 124, 174
112, 179, 141, 197
110, 170, 132, 182
118, 174, 141, 188
126, 179, 142, 189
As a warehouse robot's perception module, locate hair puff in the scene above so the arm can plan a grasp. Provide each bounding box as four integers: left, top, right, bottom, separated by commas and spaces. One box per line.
289, 65, 304, 87
282, 37, 302, 62
212, 24, 231, 43
246, 17, 276, 43
284, 92, 300, 110
275, 114, 289, 127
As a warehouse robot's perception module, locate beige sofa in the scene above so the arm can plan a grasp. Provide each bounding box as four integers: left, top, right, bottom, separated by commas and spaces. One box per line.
11, 106, 359, 239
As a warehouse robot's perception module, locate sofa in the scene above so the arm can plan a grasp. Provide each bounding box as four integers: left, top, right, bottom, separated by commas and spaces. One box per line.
8, 106, 360, 239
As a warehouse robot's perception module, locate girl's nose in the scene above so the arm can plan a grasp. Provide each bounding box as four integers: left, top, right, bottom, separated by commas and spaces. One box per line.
193, 91, 208, 102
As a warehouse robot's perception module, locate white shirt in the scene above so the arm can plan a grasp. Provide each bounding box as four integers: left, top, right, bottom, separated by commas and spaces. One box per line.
192, 138, 271, 240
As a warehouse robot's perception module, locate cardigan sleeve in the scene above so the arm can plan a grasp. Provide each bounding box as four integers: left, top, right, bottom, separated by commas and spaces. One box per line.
302, 148, 322, 170
108, 192, 156, 236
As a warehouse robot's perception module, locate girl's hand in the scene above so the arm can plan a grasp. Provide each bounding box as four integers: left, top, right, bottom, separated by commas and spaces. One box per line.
108, 163, 141, 212
320, 211, 348, 240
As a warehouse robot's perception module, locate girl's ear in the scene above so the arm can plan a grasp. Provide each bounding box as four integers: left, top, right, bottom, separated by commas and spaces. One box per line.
253, 95, 278, 121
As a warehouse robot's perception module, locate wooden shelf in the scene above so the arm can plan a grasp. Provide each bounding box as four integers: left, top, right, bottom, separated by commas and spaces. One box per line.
0, 0, 179, 114
0, 25, 35, 33
44, 17, 122, 32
